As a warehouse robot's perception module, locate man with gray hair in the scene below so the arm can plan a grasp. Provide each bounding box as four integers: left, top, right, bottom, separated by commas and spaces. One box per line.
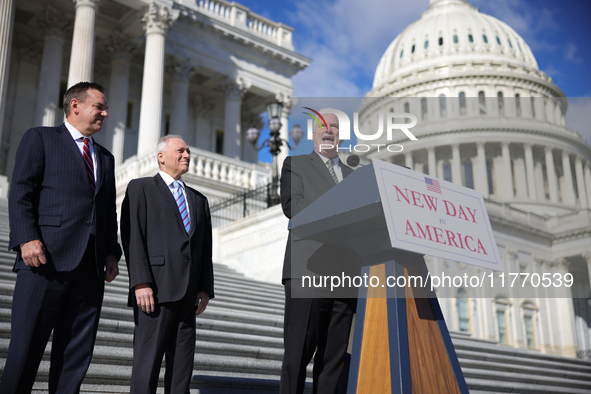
120, 135, 214, 393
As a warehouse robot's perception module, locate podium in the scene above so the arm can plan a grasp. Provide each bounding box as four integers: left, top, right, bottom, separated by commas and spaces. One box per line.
290, 161, 471, 394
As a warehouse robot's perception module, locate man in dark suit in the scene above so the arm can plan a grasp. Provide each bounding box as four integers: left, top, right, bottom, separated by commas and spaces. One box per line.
120, 135, 214, 394
1, 82, 122, 394
279, 113, 356, 394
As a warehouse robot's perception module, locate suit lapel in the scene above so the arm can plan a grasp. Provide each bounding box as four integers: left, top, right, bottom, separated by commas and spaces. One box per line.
154, 174, 190, 237
309, 152, 335, 186
93, 140, 106, 195
58, 124, 90, 184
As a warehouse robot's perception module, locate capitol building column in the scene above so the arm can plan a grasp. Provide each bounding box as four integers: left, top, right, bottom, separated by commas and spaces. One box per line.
277, 94, 293, 172
67, 0, 100, 88
427, 146, 436, 177
222, 79, 249, 160
404, 151, 413, 171
501, 142, 514, 199
584, 162, 591, 209
545, 147, 559, 203
169, 56, 196, 144
524, 144, 537, 200
574, 157, 588, 209
475, 142, 488, 197
137, 3, 177, 156
35, 8, 70, 127
451, 144, 462, 185
561, 152, 576, 206
0, 0, 15, 144
106, 31, 134, 165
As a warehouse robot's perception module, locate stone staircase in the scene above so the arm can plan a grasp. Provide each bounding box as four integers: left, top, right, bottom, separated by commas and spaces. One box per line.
0, 198, 589, 393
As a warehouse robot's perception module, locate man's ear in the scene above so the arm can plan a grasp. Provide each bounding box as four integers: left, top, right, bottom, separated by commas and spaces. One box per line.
157, 152, 164, 165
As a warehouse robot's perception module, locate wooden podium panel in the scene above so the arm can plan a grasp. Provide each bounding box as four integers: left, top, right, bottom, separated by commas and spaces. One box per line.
348, 260, 468, 394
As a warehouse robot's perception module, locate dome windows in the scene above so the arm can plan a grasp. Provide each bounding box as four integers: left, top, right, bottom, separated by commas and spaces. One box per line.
496, 36, 501, 45
459, 92, 467, 115
483, 34, 488, 44
424, 40, 429, 49
453, 35, 459, 44
517, 41, 523, 53
468, 34, 474, 43
439, 37, 443, 46
439, 94, 447, 117
508, 39, 513, 49
411, 44, 416, 53
478, 91, 486, 114
400, 49, 404, 58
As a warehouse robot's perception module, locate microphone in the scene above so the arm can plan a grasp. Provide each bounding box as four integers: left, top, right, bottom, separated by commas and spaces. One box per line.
346, 155, 361, 167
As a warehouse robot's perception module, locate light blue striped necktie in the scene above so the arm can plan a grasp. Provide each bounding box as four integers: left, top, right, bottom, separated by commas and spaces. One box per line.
173, 181, 190, 233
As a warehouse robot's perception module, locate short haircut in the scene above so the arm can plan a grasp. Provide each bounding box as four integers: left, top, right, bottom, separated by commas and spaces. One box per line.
156, 135, 186, 154
63, 82, 106, 117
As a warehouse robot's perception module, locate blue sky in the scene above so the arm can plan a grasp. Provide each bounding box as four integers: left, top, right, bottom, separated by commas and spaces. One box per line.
243, 0, 591, 161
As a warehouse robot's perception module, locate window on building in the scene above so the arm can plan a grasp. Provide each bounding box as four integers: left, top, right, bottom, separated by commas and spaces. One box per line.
443, 161, 452, 182
424, 40, 429, 49
215, 130, 224, 155
496, 36, 501, 45
126, 102, 134, 128
457, 288, 470, 332
439, 37, 443, 46
520, 301, 537, 349
468, 34, 474, 43
515, 94, 521, 117
404, 102, 410, 123
508, 38, 513, 49
495, 297, 511, 345
421, 98, 428, 121
542, 163, 550, 200
478, 91, 486, 115
517, 41, 522, 52
423, 164, 429, 175
459, 92, 467, 115
483, 34, 488, 44
463, 159, 474, 189
498, 91, 504, 116
164, 114, 170, 136
411, 44, 415, 53
487, 158, 494, 195
497, 310, 508, 344
439, 94, 447, 118
453, 34, 458, 44
400, 49, 404, 58
530, 97, 536, 119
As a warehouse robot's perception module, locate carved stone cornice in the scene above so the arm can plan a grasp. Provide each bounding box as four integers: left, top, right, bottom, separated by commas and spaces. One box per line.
37, 7, 71, 38
582, 252, 591, 265
142, 3, 179, 36
193, 96, 215, 117
16, 36, 42, 65
73, 0, 101, 9
168, 56, 197, 82
217, 77, 251, 101
107, 31, 136, 61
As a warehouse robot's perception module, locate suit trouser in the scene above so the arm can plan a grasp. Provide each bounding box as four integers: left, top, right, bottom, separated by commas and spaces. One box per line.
130, 295, 196, 394
0, 240, 104, 394
280, 279, 354, 394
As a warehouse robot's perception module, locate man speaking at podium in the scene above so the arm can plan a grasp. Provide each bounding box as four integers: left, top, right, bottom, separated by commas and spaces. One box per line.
279, 112, 357, 394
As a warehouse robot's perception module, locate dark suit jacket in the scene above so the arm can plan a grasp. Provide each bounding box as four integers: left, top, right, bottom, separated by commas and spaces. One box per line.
120, 174, 214, 307
8, 124, 122, 276
280, 151, 355, 283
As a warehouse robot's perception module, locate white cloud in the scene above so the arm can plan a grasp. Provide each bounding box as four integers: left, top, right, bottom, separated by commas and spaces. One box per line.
565, 97, 591, 144
287, 0, 428, 96
564, 43, 582, 64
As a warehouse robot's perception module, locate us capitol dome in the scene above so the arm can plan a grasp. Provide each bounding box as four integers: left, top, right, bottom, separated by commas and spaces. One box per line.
356, 0, 591, 358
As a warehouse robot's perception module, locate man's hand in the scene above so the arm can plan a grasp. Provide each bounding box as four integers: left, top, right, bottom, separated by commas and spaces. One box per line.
195, 291, 210, 316
104, 255, 119, 282
135, 283, 155, 314
21, 240, 47, 267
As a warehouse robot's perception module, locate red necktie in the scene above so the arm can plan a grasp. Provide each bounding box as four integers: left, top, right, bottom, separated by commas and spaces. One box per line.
83, 138, 95, 191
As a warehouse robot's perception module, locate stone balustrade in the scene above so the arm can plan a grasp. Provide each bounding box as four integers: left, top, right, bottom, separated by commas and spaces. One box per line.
194, 0, 293, 48
115, 146, 271, 192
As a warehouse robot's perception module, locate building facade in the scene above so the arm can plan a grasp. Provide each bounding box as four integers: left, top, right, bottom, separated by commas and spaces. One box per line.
0, 0, 310, 203
357, 0, 591, 358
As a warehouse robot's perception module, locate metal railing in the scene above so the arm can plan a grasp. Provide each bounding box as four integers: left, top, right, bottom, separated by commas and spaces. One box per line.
210, 183, 278, 228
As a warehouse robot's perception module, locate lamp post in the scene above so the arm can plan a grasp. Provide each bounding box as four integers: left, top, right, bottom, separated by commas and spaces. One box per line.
246, 100, 304, 206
